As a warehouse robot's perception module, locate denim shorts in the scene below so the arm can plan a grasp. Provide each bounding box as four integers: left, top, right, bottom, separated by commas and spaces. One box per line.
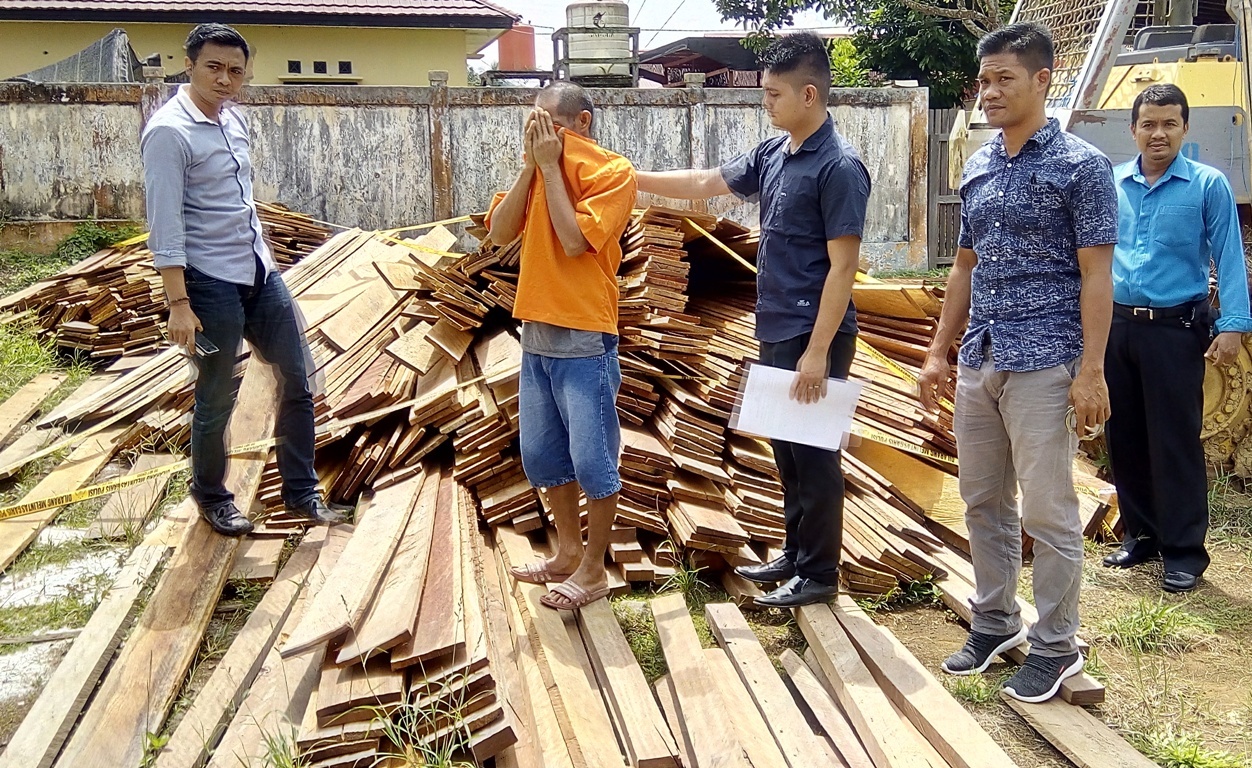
518, 334, 622, 500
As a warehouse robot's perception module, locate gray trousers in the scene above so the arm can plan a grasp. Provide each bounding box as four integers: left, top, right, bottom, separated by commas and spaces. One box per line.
955, 352, 1083, 657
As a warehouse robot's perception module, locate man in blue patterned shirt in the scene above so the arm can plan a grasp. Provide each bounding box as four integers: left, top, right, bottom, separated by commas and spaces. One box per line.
918, 22, 1118, 703
1101, 84, 1252, 593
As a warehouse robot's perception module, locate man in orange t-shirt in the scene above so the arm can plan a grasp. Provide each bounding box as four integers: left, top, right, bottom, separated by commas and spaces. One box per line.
487, 82, 637, 611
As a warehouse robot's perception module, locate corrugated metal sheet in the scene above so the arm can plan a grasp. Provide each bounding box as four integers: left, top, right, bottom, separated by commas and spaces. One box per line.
0, 0, 517, 19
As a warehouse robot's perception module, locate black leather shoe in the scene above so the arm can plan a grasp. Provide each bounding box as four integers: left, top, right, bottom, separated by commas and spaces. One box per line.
754, 576, 838, 608
1102, 546, 1159, 569
735, 555, 797, 584
1163, 571, 1199, 593
286, 496, 349, 525
200, 502, 254, 537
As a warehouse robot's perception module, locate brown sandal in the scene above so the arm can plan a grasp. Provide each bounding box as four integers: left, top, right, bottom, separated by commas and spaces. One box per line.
539, 580, 611, 611
509, 560, 573, 585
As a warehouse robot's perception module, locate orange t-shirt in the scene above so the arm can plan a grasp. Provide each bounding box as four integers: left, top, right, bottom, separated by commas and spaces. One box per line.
486, 131, 637, 335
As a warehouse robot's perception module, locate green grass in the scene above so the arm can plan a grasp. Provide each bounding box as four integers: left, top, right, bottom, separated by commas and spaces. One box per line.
1098, 598, 1217, 655
1130, 728, 1249, 768
5, 535, 100, 577
0, 586, 104, 641
855, 577, 942, 614
257, 726, 308, 768
612, 598, 667, 683
366, 673, 484, 767
1083, 644, 1110, 684
868, 267, 952, 281
942, 672, 1002, 705
0, 320, 58, 403
1207, 471, 1252, 548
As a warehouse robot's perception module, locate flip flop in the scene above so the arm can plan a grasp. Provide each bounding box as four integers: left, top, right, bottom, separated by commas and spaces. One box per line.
539, 580, 611, 611
509, 560, 573, 585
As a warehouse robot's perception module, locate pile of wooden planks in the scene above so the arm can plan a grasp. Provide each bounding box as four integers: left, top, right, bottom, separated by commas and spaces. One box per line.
0, 203, 329, 359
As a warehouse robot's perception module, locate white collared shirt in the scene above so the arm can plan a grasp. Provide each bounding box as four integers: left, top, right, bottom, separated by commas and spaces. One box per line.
140, 85, 275, 285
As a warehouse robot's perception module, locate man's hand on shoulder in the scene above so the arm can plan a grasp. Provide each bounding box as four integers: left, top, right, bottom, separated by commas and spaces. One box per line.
1206, 331, 1244, 367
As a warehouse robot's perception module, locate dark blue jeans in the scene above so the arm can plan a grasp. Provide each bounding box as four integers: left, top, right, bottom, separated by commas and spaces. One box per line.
185, 265, 318, 512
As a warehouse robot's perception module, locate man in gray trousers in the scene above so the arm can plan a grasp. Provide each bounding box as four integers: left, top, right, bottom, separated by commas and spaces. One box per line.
918, 22, 1117, 702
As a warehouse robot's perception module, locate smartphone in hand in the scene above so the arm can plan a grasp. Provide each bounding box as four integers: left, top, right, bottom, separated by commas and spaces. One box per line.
194, 331, 220, 357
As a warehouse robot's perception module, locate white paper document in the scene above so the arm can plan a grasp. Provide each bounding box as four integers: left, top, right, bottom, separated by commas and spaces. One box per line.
729, 363, 864, 451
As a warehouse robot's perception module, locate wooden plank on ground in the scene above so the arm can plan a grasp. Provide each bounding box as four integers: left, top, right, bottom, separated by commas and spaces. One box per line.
1002, 695, 1157, 768
576, 599, 680, 768
228, 535, 287, 581
0, 513, 178, 768
496, 525, 625, 768
0, 422, 129, 571
281, 473, 422, 657
86, 452, 172, 540
704, 602, 835, 767
652, 676, 694, 768
795, 603, 931, 768
54, 360, 279, 768
780, 650, 873, 768
650, 592, 749, 768
831, 596, 1018, 768
0, 372, 65, 446
390, 473, 461, 667
206, 524, 354, 768
157, 528, 328, 768
701, 649, 789, 768
336, 470, 439, 663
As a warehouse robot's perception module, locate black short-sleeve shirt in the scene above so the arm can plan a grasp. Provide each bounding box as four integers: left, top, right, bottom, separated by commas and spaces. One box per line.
721, 116, 871, 343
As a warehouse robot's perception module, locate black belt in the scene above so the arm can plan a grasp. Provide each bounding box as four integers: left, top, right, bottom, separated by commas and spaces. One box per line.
1113, 302, 1200, 323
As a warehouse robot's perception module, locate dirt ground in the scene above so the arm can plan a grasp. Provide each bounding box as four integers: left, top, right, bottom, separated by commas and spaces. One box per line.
883, 528, 1252, 768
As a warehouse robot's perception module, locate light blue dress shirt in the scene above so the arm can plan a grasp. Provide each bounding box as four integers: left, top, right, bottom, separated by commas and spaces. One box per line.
140, 86, 275, 286
1114, 153, 1252, 333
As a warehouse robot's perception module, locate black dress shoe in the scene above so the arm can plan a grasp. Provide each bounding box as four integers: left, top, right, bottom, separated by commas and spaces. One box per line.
1102, 546, 1159, 569
200, 502, 254, 537
754, 576, 838, 608
286, 496, 349, 525
735, 555, 796, 584
1163, 571, 1199, 593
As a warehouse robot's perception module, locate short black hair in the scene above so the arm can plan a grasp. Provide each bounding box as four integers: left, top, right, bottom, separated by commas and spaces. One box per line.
541, 81, 594, 127
186, 23, 250, 63
977, 22, 1054, 73
759, 32, 832, 99
1132, 83, 1189, 124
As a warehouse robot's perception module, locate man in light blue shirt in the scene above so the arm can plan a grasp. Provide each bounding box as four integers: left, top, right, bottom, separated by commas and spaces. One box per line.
1103, 84, 1252, 593
142, 24, 343, 537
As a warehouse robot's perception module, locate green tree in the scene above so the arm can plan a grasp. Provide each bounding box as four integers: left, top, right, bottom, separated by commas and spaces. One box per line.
717, 0, 1012, 108
829, 38, 875, 88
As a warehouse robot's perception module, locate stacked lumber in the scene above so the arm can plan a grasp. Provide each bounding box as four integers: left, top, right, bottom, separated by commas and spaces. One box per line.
0, 203, 329, 359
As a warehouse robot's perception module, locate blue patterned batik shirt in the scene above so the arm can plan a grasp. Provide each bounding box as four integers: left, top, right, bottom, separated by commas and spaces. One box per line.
957, 118, 1118, 372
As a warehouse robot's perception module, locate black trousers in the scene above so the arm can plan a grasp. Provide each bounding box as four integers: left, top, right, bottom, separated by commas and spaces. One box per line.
758, 330, 857, 586
1104, 315, 1211, 575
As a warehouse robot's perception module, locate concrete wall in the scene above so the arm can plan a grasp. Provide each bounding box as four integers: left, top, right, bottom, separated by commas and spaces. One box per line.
0, 81, 929, 270
0, 21, 475, 86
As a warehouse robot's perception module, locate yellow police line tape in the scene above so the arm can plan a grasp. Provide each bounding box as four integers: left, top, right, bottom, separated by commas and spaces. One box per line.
0, 438, 276, 523
850, 424, 959, 468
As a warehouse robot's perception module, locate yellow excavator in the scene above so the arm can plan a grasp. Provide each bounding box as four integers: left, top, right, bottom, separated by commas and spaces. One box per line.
949, 0, 1252, 476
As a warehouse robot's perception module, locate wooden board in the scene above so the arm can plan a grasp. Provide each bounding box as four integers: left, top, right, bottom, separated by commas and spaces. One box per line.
0, 422, 129, 571
831, 596, 1017, 768
780, 650, 873, 768
206, 524, 354, 768
496, 525, 626, 768
85, 452, 172, 540
54, 360, 279, 768
228, 535, 287, 581
336, 470, 439, 662
281, 473, 422, 657
0, 372, 65, 447
653, 676, 694, 768
701, 649, 789, 768
0, 515, 176, 768
1003, 696, 1158, 768
704, 602, 835, 767
650, 592, 749, 768
796, 603, 931, 768
157, 528, 328, 768
391, 474, 462, 668
576, 599, 680, 768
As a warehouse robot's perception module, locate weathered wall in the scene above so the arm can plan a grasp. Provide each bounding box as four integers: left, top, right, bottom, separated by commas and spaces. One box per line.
0, 81, 929, 269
